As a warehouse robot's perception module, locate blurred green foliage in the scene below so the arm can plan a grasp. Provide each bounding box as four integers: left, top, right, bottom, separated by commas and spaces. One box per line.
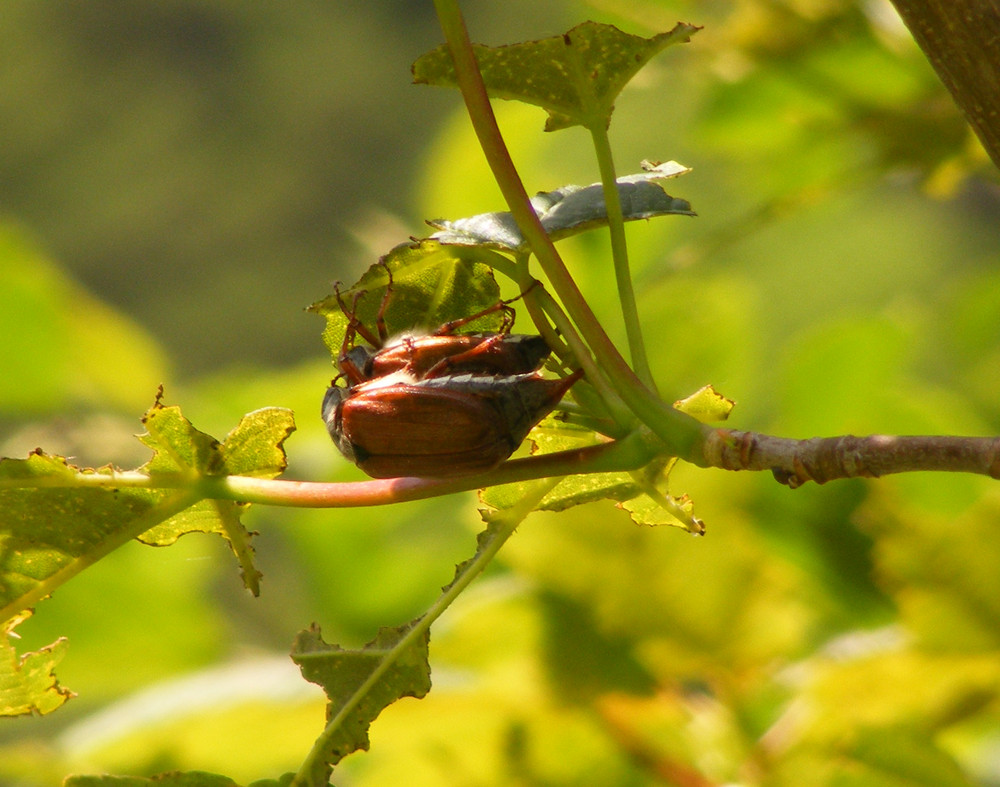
2, 0, 1000, 784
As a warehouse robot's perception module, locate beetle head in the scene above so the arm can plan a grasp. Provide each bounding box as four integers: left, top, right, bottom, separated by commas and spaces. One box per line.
321, 384, 356, 462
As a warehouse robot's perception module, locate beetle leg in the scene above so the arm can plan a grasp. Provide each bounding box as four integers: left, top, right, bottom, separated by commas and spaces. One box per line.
335, 283, 383, 350
433, 279, 540, 336
420, 333, 509, 378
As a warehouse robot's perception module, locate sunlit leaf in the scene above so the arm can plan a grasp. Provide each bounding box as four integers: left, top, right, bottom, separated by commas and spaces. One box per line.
0, 452, 166, 625
0, 612, 73, 716
673, 384, 735, 424
0, 399, 294, 627
291, 622, 431, 780
135, 402, 294, 596
622, 454, 705, 534
479, 419, 637, 512
413, 21, 700, 131
620, 488, 703, 534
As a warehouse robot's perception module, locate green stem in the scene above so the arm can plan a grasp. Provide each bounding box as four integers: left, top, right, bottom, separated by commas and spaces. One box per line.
431, 0, 705, 458
590, 125, 655, 389
526, 283, 632, 427
292, 476, 559, 786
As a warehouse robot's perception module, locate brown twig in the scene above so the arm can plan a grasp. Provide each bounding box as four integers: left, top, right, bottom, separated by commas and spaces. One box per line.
701, 430, 1000, 487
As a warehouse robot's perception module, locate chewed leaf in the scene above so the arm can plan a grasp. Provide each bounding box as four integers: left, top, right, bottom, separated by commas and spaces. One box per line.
136, 403, 295, 596
219, 408, 296, 479
0, 612, 74, 717
429, 164, 694, 251
291, 622, 431, 780
413, 21, 700, 131
139, 400, 224, 475
673, 384, 735, 424
0, 399, 293, 624
618, 456, 705, 534
481, 419, 640, 512
308, 242, 507, 363
621, 490, 704, 535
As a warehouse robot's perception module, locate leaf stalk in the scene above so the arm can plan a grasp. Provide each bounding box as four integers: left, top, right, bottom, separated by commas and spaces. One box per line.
431, 0, 705, 457
588, 124, 656, 389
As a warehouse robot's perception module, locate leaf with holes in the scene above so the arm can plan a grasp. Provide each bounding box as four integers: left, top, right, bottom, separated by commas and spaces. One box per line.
413, 21, 700, 131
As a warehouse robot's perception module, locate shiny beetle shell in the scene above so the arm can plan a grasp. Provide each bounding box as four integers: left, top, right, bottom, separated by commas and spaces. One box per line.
322, 370, 581, 478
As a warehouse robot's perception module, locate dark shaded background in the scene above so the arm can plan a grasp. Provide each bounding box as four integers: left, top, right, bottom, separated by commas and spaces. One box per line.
1, 0, 571, 376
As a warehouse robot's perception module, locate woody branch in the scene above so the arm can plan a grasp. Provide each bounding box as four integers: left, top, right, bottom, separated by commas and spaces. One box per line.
889, 0, 1000, 171
699, 430, 1000, 487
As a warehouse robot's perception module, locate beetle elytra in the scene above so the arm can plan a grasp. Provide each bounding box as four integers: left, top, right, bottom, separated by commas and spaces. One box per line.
323, 369, 582, 478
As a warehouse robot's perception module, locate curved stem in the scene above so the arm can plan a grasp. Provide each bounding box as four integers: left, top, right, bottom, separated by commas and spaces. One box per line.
431, 0, 704, 457
220, 431, 653, 506
291, 476, 559, 786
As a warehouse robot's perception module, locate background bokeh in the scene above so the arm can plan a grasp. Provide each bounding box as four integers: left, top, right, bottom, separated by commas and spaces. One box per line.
3, 1, 1000, 784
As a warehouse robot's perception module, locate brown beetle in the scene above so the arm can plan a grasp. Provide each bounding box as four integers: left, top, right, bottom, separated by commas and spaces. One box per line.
345, 331, 552, 383
323, 369, 582, 478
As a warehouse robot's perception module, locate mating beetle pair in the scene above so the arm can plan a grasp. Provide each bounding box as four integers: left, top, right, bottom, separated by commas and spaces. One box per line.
322, 267, 581, 478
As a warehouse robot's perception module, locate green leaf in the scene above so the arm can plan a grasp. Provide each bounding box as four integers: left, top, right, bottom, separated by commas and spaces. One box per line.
136, 404, 295, 595
673, 384, 735, 424
0, 612, 74, 716
428, 163, 694, 252
625, 452, 705, 534
138, 400, 227, 476
0, 399, 294, 629
479, 418, 638, 512
219, 408, 297, 479
413, 21, 700, 131
291, 621, 431, 780
0, 452, 171, 625
309, 243, 509, 363
247, 777, 295, 787
619, 486, 703, 534
480, 418, 702, 532
65, 772, 241, 787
